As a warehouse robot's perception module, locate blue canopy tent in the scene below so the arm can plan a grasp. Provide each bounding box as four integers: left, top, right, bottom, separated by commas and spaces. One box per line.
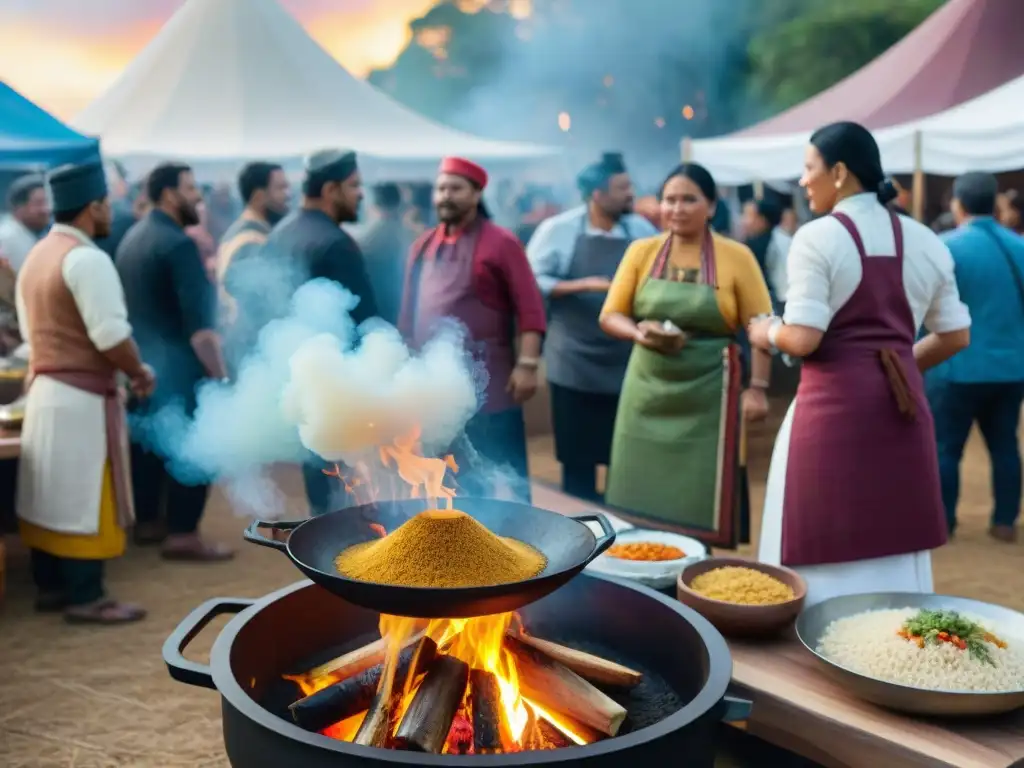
0, 82, 100, 169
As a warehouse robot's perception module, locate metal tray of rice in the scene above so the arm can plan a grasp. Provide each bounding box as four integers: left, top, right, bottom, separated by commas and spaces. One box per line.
796, 592, 1024, 716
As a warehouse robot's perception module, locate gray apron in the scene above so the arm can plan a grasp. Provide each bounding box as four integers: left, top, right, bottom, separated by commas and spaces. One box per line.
544, 218, 634, 394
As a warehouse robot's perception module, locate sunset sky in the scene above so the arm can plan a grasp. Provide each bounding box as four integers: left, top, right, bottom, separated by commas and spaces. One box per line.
0, 0, 440, 120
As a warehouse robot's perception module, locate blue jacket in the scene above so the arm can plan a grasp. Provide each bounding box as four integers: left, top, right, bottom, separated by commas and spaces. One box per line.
930, 217, 1024, 384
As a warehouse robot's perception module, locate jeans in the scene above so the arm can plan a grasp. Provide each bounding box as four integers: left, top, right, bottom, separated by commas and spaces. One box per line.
926, 379, 1024, 532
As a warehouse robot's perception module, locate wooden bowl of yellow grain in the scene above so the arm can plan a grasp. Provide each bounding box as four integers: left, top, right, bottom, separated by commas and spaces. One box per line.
677, 557, 806, 638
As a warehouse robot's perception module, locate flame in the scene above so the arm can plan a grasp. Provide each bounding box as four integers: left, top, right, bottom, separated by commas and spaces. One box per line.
378, 426, 458, 508
299, 425, 591, 752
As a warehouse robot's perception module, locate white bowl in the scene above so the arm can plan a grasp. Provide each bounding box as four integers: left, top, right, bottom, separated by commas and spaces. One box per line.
586, 528, 708, 589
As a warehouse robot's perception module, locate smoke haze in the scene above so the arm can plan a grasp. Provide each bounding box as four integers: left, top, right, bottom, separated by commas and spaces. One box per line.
130, 279, 483, 519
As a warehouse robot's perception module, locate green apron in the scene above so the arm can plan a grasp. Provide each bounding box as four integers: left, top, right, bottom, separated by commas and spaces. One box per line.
605, 233, 744, 549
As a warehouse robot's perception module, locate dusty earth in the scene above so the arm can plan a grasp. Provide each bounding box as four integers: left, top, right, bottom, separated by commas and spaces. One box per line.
0, 402, 1019, 767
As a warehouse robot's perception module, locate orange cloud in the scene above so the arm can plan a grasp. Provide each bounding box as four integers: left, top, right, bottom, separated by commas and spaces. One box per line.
0, 1, 436, 121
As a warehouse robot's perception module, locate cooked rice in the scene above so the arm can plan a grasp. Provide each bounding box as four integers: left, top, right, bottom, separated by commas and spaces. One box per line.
818, 608, 1024, 692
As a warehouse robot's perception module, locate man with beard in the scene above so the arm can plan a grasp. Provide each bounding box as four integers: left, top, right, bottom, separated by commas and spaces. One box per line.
526, 153, 657, 502
217, 162, 290, 370
16, 162, 153, 624
115, 162, 232, 560
399, 158, 546, 499
0, 174, 51, 272
230, 149, 377, 517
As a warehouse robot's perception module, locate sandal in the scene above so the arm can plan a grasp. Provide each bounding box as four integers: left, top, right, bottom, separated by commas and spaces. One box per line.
64, 599, 147, 625
161, 540, 235, 562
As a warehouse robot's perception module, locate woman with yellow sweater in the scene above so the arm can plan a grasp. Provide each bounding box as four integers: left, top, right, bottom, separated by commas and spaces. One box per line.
599, 164, 773, 548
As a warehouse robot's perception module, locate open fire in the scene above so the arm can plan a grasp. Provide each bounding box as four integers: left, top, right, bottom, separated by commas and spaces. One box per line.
284, 610, 640, 754
282, 427, 640, 755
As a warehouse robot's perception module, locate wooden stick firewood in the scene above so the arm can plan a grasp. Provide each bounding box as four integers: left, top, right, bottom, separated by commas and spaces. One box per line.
508, 631, 642, 689
505, 636, 626, 737
352, 686, 395, 748
305, 629, 426, 680
394, 656, 470, 753
470, 669, 505, 754
290, 637, 437, 733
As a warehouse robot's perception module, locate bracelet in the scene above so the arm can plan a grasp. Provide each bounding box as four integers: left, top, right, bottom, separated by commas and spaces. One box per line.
749, 378, 769, 390
767, 317, 784, 350
516, 357, 540, 370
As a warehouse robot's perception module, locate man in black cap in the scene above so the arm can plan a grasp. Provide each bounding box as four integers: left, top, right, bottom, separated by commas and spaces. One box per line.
116, 161, 233, 561
526, 153, 657, 502
227, 148, 378, 516
16, 161, 154, 624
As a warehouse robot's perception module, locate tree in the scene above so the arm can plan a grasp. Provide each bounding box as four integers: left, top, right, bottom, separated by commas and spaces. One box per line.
747, 0, 945, 112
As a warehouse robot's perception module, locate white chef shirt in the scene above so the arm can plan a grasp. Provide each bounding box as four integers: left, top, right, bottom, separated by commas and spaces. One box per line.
783, 193, 970, 334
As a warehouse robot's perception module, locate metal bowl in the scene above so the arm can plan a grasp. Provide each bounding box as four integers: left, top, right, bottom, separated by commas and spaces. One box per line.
796, 592, 1024, 716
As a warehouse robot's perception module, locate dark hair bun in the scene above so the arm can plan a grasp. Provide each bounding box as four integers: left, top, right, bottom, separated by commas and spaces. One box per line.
876, 178, 898, 206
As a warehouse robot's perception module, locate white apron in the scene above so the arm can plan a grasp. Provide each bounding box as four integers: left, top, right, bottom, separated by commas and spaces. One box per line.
17, 375, 108, 534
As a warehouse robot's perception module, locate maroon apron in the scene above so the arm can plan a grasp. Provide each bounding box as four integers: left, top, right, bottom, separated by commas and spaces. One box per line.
781, 212, 947, 567
411, 223, 516, 414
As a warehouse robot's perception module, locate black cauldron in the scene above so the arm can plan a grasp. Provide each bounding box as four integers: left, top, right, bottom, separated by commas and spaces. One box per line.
164, 574, 747, 767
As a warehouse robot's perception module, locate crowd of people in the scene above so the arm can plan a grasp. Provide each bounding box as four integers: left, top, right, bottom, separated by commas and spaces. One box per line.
1, 116, 1022, 624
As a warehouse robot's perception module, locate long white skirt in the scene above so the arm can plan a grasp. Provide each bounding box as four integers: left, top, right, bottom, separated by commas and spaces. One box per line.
757, 398, 934, 608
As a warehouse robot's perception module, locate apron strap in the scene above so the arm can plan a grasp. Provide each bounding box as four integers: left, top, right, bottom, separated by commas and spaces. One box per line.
649, 228, 718, 287
831, 212, 867, 261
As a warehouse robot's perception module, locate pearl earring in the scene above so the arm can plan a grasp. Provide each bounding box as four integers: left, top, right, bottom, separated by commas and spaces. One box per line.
835, 181, 842, 190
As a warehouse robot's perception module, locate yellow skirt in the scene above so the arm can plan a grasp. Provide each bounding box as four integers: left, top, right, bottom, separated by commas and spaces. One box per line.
19, 461, 126, 560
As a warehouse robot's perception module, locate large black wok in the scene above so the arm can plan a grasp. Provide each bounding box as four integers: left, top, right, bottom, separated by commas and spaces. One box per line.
244, 498, 616, 618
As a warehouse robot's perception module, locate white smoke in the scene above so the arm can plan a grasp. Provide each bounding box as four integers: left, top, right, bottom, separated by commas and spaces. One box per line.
132, 278, 482, 519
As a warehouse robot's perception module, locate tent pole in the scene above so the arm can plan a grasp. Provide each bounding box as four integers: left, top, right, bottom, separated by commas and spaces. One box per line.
912, 130, 925, 222
753, 180, 765, 201
681, 136, 693, 162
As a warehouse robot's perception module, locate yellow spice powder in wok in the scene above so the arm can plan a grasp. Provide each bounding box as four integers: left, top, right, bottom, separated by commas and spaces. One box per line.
334, 510, 547, 588
690, 566, 794, 605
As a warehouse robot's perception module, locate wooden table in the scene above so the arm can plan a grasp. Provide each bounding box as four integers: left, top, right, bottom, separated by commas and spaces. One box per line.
0, 427, 20, 460
530, 482, 1024, 768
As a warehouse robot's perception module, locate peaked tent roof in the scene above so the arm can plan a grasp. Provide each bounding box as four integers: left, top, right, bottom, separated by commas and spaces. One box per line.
738, 0, 1024, 137
0, 82, 100, 168
72, 0, 556, 165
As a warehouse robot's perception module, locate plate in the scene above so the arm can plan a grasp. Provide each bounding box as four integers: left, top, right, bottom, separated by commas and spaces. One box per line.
585, 528, 708, 589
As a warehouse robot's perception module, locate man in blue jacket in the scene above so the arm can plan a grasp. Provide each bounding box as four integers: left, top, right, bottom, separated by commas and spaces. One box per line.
927, 172, 1024, 542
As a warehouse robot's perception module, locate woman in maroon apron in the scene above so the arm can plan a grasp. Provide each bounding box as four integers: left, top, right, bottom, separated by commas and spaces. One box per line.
749, 121, 971, 607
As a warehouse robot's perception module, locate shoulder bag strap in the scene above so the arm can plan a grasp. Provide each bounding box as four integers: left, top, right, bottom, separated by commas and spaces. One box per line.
978, 226, 1024, 314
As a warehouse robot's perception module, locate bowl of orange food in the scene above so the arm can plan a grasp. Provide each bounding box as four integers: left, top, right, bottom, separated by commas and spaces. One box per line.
585, 528, 707, 589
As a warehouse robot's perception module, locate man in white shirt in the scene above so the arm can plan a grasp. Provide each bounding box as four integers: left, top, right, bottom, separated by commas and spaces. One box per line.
0, 175, 51, 271
742, 199, 792, 313
527, 153, 658, 501
16, 161, 155, 624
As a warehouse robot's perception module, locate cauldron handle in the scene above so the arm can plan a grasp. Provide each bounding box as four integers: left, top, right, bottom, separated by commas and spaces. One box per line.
243, 519, 304, 552
573, 513, 617, 564
163, 597, 254, 690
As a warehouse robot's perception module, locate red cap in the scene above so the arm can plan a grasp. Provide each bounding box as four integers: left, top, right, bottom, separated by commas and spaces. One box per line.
439, 157, 488, 190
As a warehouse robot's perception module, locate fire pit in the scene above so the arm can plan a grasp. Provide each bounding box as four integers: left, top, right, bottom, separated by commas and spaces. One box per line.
165, 574, 745, 767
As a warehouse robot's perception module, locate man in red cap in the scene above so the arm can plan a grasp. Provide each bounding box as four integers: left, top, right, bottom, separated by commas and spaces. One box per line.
399, 157, 546, 499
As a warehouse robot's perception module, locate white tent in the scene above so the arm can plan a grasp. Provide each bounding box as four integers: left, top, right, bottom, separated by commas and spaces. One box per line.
72, 0, 558, 173
688, 74, 1024, 185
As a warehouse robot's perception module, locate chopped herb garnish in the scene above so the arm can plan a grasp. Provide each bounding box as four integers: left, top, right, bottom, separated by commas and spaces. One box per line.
897, 609, 1006, 667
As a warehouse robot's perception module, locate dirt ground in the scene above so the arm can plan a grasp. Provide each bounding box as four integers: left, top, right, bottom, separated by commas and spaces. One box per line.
0, 402, 1019, 767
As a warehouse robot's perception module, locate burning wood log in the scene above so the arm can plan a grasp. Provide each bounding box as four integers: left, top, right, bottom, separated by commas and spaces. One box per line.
505, 636, 626, 737
470, 668, 505, 754
509, 632, 642, 689
290, 637, 437, 733
394, 656, 470, 753
528, 717, 573, 751
304, 629, 426, 680
352, 687, 394, 748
